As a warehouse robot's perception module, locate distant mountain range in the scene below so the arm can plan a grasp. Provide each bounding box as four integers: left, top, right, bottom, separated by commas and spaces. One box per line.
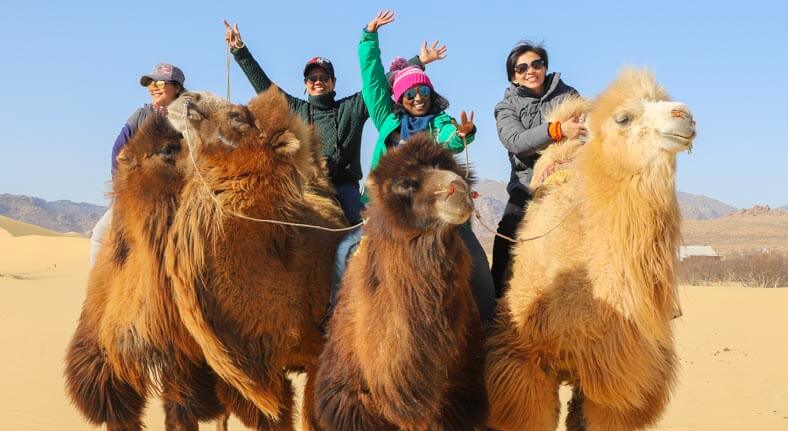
0, 188, 783, 244
0, 194, 107, 236
467, 181, 783, 253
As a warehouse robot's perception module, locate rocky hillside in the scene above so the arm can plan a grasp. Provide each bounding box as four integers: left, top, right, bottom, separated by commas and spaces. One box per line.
677, 191, 738, 219
682, 206, 788, 255
466, 180, 788, 257
0, 194, 106, 236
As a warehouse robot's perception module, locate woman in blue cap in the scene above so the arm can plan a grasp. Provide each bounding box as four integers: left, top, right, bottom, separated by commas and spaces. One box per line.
89, 63, 187, 265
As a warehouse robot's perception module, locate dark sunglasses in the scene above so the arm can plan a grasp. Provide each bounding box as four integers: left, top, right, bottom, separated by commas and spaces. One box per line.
513, 59, 546, 74
403, 85, 432, 101
305, 73, 331, 84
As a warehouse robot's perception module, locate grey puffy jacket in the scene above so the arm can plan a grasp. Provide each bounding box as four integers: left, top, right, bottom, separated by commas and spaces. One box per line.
494, 72, 578, 197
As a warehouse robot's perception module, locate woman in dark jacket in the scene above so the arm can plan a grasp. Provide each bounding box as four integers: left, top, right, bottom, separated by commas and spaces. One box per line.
490, 41, 585, 297
224, 21, 446, 224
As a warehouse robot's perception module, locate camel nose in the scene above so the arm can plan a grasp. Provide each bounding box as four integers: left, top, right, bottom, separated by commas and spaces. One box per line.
445, 179, 469, 197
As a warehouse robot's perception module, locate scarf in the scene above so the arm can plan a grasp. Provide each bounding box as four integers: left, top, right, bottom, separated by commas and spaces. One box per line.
400, 113, 435, 142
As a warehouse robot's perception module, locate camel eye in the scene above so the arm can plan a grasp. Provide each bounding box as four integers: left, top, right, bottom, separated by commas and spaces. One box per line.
392, 178, 417, 197
614, 113, 631, 127
158, 142, 179, 158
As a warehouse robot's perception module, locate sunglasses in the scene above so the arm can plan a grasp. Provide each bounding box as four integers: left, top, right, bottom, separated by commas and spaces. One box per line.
147, 80, 171, 90
403, 85, 432, 101
513, 59, 546, 75
306, 74, 331, 84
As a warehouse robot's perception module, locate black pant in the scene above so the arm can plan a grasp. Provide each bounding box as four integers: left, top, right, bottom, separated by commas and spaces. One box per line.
490, 189, 530, 299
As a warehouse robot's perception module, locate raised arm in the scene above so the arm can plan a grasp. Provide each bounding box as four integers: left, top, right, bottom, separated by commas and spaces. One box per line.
358, 11, 396, 131
224, 20, 306, 110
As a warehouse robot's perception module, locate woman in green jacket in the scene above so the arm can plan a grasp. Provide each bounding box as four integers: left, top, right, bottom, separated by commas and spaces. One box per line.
360, 11, 475, 186
330, 10, 496, 325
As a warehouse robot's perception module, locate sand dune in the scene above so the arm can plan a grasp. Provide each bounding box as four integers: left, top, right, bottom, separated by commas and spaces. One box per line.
0, 214, 84, 239
1, 226, 786, 430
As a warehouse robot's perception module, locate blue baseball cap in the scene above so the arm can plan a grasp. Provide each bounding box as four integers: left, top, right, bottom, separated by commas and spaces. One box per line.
140, 63, 186, 86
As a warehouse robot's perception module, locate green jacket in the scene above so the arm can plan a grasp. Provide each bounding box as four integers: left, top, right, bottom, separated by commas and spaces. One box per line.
232, 45, 423, 184
358, 29, 475, 176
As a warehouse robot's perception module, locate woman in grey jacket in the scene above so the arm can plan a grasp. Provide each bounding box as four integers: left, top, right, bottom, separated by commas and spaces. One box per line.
490, 41, 585, 297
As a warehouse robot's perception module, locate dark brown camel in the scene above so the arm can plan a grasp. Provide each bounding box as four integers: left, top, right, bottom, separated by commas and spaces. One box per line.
313, 134, 489, 430
64, 114, 226, 431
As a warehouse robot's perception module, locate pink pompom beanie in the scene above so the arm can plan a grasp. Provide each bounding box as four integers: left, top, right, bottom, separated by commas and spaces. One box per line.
389, 57, 433, 102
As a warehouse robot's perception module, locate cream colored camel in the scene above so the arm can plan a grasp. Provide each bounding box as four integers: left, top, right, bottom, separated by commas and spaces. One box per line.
485, 69, 696, 431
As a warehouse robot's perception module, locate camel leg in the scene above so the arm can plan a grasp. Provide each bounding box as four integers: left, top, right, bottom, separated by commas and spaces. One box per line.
484, 327, 560, 431
313, 350, 396, 431
431, 378, 489, 430
216, 413, 230, 431
162, 360, 225, 431
581, 348, 676, 431
215, 373, 294, 431
565, 385, 587, 431
64, 331, 147, 430
298, 366, 321, 431
431, 350, 489, 430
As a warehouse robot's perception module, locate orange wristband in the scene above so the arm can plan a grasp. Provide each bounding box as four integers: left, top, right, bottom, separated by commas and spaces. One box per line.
548, 121, 563, 141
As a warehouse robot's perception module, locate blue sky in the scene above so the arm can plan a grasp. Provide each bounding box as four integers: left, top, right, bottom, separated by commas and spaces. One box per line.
1, 1, 786, 208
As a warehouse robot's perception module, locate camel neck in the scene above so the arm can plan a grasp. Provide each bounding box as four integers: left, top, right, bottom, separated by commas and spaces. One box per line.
578, 151, 681, 326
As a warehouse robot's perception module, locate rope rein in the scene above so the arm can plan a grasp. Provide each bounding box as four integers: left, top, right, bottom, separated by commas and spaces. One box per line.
181, 101, 364, 233
225, 44, 231, 101
458, 134, 575, 244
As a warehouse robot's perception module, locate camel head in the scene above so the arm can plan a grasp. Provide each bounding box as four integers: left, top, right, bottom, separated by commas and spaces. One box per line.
179, 88, 316, 185
368, 133, 475, 231
113, 114, 190, 201
587, 68, 696, 172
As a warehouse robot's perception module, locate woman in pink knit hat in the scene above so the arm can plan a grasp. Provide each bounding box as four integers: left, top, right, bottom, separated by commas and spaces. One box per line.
359, 11, 475, 177
325, 10, 495, 333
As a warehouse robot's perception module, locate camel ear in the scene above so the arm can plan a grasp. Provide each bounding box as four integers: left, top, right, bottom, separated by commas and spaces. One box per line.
115, 148, 136, 169
272, 130, 301, 155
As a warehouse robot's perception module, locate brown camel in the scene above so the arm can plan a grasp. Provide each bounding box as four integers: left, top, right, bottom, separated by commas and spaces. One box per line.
313, 134, 489, 430
64, 114, 226, 430
165, 88, 347, 430
484, 69, 696, 431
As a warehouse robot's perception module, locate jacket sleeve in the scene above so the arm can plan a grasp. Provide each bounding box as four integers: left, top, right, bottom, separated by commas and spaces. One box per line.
434, 114, 476, 153
110, 123, 134, 174
358, 29, 394, 131
494, 99, 552, 158
231, 44, 307, 111
111, 107, 148, 175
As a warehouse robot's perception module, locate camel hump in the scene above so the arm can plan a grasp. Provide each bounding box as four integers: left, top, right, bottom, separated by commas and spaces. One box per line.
544, 93, 590, 124
247, 84, 292, 135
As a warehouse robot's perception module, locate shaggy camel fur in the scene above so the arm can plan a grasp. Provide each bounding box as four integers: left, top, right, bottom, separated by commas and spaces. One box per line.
64, 114, 226, 431
165, 88, 347, 430
484, 69, 696, 431
313, 135, 489, 431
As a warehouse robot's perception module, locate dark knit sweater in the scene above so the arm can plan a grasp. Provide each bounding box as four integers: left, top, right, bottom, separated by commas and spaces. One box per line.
232, 45, 422, 183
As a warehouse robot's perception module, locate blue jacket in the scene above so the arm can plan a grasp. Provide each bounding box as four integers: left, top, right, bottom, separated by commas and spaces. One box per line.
110, 104, 156, 174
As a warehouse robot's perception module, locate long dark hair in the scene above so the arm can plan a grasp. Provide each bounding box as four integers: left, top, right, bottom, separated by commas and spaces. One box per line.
506, 41, 549, 82
391, 90, 450, 117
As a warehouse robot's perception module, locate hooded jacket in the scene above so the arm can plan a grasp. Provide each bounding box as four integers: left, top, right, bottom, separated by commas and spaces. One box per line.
494, 73, 577, 196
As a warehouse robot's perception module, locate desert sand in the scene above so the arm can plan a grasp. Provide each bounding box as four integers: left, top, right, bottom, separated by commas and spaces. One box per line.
1, 220, 786, 430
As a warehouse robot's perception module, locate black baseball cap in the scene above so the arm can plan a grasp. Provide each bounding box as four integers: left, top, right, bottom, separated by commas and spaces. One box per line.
303, 57, 335, 79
